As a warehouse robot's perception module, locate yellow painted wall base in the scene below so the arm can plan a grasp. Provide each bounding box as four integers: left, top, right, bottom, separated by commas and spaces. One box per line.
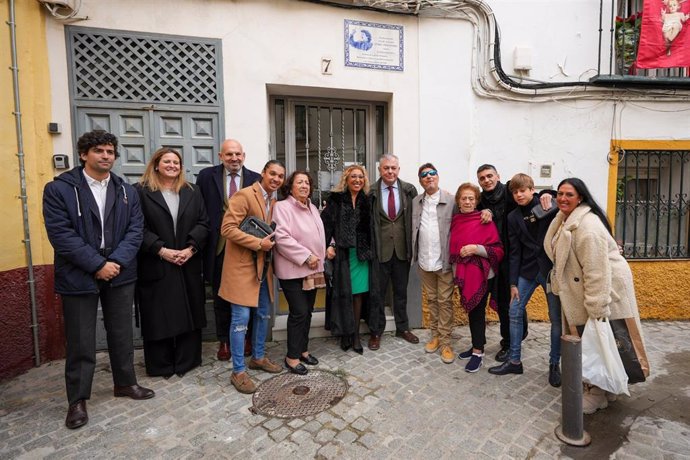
421, 259, 690, 328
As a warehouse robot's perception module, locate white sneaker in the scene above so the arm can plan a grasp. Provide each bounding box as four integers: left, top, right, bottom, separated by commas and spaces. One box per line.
583, 385, 608, 414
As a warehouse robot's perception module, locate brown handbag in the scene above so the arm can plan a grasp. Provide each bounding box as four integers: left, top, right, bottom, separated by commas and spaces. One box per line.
609, 318, 650, 384
569, 316, 650, 385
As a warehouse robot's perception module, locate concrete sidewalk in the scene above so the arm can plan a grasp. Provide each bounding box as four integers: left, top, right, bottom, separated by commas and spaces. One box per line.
1, 321, 689, 459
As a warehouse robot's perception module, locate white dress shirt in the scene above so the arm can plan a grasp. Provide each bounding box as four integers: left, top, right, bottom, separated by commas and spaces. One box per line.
83, 170, 110, 249
418, 190, 442, 272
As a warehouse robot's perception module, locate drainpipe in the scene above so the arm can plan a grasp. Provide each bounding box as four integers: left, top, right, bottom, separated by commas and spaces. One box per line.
8, 0, 41, 367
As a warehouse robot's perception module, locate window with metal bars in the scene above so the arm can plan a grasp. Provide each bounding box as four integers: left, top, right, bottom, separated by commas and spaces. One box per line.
615, 149, 690, 259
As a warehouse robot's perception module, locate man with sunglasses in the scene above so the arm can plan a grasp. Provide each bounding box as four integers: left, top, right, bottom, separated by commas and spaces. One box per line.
411, 164, 456, 363
368, 154, 419, 350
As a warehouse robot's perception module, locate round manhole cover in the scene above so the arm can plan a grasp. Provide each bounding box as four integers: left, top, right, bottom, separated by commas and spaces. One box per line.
251, 370, 348, 418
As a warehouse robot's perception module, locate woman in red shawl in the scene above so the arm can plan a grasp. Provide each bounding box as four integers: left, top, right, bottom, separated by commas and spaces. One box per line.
449, 183, 504, 373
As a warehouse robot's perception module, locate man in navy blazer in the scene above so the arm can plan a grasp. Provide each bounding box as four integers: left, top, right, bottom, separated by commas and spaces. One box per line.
196, 139, 260, 361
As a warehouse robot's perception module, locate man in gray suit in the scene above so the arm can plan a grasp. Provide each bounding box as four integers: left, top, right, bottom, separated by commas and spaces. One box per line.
368, 154, 419, 350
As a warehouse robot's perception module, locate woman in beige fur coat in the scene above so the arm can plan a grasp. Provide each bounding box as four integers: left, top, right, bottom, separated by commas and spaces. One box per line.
544, 178, 644, 414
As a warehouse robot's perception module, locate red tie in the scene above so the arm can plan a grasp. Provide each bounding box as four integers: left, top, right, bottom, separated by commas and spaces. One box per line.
387, 185, 396, 220
229, 173, 238, 198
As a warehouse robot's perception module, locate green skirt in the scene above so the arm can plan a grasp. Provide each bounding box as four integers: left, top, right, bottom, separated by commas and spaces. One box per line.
349, 248, 369, 295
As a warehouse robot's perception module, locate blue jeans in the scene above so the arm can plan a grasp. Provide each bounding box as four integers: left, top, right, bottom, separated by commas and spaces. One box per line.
230, 279, 271, 373
509, 273, 562, 365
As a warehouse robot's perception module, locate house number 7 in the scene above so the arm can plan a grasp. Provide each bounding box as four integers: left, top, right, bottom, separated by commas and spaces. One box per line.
321, 58, 332, 75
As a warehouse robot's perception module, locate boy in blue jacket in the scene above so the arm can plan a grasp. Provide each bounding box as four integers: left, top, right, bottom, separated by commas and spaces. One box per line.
488, 173, 562, 387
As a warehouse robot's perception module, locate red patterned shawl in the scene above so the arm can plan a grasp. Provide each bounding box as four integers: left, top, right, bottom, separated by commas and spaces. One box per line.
449, 211, 504, 313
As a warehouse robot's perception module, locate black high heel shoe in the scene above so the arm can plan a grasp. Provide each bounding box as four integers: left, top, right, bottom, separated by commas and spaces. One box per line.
340, 335, 352, 351
299, 354, 319, 366
284, 358, 308, 375
352, 335, 363, 355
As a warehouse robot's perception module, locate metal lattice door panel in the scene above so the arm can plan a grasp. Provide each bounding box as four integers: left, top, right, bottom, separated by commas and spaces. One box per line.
76, 108, 219, 183
76, 107, 219, 349
153, 111, 218, 182
68, 27, 220, 105
77, 108, 150, 185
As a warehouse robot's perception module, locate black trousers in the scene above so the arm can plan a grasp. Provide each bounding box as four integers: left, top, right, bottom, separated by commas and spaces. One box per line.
469, 290, 490, 351
61, 282, 137, 405
213, 252, 252, 342
143, 329, 202, 377
280, 278, 316, 359
493, 269, 528, 348
377, 253, 410, 333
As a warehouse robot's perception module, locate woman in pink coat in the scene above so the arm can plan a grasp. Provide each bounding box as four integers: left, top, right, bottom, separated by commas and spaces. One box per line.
273, 171, 327, 375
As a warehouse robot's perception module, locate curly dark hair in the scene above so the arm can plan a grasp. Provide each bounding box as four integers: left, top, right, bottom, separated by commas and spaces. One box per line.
280, 170, 314, 200
76, 130, 119, 165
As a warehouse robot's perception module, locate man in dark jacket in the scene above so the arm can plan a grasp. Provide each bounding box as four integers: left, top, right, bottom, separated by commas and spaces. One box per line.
196, 139, 260, 361
368, 154, 419, 350
43, 130, 154, 430
476, 164, 554, 362
476, 164, 528, 362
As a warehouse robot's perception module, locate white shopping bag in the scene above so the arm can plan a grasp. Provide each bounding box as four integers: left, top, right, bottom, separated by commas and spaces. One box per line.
581, 317, 629, 396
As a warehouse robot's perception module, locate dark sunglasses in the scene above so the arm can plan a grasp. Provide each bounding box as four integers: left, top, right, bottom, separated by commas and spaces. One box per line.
419, 169, 438, 178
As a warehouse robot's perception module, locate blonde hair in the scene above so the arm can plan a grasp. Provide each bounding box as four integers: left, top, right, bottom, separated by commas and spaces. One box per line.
333, 164, 370, 193
139, 147, 192, 193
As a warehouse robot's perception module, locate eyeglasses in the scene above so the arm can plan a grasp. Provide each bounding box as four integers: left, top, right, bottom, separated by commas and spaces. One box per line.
419, 170, 438, 179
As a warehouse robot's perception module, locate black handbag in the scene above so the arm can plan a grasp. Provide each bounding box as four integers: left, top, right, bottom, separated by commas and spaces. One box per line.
239, 216, 275, 239
239, 216, 276, 281
531, 203, 558, 220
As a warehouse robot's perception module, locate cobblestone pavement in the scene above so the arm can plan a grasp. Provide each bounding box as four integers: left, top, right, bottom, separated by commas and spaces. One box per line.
1, 321, 689, 459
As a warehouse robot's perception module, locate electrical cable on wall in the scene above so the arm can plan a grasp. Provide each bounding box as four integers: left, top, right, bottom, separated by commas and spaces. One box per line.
301, 0, 690, 103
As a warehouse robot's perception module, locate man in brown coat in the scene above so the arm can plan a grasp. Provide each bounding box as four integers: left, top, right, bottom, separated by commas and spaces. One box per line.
219, 160, 286, 393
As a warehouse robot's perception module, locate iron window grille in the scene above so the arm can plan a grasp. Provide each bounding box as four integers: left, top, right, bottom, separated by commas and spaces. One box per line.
615, 149, 690, 259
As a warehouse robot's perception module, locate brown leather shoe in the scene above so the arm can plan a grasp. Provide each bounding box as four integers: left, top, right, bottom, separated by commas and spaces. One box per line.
244, 336, 252, 357
65, 400, 88, 429
231, 372, 256, 394
113, 384, 155, 400
368, 334, 381, 351
396, 330, 420, 344
217, 341, 230, 361
248, 357, 282, 373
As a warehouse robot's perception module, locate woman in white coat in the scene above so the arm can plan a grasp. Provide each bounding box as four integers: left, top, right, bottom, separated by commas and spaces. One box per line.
544, 177, 644, 414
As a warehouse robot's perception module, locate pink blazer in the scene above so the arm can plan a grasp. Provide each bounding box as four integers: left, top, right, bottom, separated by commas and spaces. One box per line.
272, 195, 326, 280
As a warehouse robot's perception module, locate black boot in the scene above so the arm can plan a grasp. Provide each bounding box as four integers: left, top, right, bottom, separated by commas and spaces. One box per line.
549, 363, 561, 388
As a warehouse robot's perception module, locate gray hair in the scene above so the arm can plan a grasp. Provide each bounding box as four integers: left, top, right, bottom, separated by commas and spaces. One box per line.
379, 153, 399, 163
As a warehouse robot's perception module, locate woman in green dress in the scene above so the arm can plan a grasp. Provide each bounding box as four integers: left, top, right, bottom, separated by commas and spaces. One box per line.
321, 165, 381, 354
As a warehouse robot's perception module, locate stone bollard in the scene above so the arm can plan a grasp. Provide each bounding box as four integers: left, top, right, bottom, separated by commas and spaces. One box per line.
554, 334, 591, 446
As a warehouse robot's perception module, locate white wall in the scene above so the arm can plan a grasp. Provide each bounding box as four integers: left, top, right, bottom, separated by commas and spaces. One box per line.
44, 0, 690, 205
45, 0, 421, 183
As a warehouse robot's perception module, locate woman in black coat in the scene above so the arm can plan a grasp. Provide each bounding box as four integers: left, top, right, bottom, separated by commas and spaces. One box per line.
135, 147, 209, 378
321, 165, 382, 354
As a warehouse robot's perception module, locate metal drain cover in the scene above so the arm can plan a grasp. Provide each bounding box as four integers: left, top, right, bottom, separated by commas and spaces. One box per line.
251, 370, 348, 418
